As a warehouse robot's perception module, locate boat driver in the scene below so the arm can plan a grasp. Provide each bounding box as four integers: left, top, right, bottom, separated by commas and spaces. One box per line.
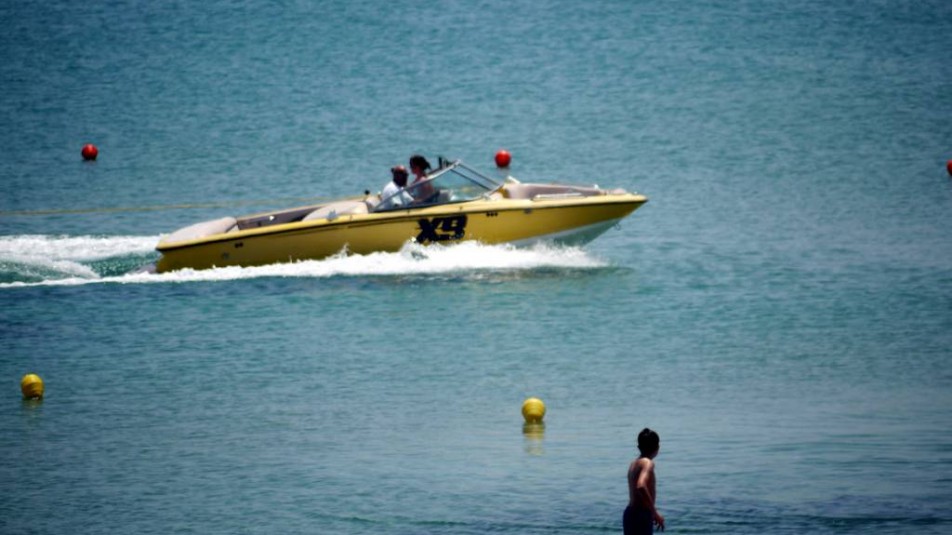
379, 165, 414, 210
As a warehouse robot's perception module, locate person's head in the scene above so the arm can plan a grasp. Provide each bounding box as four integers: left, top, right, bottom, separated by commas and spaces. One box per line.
409, 154, 431, 177
637, 428, 660, 458
391, 165, 408, 187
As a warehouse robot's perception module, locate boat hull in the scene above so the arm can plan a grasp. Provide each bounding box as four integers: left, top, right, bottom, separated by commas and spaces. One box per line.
155, 194, 646, 273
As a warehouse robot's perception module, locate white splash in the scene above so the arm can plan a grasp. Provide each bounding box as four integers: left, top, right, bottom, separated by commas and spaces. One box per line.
0, 235, 159, 281
0, 234, 158, 261
0, 236, 608, 288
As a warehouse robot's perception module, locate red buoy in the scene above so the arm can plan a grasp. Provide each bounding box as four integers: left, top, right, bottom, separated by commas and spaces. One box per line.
81, 144, 98, 161
495, 149, 511, 168
947, 159, 952, 176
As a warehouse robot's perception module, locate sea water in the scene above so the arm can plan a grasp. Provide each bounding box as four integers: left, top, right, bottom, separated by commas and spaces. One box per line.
1, 0, 951, 533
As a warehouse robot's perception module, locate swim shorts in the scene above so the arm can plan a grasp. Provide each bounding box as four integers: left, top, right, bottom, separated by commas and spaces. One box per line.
623, 505, 653, 535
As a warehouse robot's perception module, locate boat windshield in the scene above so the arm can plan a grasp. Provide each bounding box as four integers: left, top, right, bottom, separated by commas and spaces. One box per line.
375, 161, 503, 212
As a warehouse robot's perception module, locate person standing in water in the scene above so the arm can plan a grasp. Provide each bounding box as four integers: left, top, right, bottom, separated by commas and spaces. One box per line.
625, 428, 665, 534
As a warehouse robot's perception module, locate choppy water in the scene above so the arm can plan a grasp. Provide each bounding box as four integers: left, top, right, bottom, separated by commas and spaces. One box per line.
2, 0, 951, 533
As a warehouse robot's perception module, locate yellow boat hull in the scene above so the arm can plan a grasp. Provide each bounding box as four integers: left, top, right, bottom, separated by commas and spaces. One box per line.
155, 194, 646, 273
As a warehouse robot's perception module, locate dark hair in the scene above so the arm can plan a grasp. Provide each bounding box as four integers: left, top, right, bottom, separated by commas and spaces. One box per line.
637, 428, 660, 455
409, 154, 431, 172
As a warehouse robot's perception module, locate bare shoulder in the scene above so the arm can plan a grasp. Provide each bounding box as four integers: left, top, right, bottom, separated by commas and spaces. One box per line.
628, 457, 654, 476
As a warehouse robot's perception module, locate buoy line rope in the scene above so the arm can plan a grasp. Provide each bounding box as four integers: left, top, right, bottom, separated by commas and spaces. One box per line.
0, 195, 334, 217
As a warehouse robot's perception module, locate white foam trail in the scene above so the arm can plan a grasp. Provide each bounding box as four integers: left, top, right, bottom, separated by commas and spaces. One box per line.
0, 239, 608, 288
0, 234, 159, 280
0, 235, 158, 262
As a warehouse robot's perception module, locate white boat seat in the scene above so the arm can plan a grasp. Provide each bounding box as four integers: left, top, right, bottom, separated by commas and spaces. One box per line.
303, 200, 369, 221
364, 196, 380, 211
502, 183, 604, 200
161, 216, 238, 244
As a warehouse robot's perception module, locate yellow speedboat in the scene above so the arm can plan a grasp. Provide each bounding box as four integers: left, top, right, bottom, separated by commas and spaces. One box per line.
155, 159, 647, 273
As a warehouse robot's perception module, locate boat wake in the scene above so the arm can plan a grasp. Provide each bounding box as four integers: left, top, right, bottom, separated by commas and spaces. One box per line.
0, 235, 609, 288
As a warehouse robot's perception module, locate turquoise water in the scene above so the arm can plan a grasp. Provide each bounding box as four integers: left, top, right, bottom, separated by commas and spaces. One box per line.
2, 0, 951, 533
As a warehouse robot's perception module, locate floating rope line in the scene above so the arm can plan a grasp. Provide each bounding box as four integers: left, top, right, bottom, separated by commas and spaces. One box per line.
0, 196, 334, 217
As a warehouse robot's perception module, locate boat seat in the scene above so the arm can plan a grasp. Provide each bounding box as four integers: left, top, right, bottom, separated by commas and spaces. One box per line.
303, 200, 369, 221
161, 216, 238, 244
237, 206, 319, 229
502, 183, 604, 200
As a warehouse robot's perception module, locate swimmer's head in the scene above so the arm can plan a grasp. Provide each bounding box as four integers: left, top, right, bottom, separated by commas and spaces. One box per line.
637, 428, 660, 456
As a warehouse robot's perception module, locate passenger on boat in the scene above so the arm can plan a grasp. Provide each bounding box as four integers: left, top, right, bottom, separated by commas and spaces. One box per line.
409, 154, 431, 181
379, 165, 414, 210
409, 154, 435, 202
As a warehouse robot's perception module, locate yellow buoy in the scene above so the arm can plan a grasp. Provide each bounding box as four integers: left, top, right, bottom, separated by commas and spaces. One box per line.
21, 374, 44, 400
522, 397, 546, 423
